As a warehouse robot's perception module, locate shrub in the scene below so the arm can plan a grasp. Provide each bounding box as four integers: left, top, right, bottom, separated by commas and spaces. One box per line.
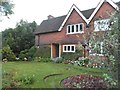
2, 45, 16, 61
19, 49, 28, 61
34, 45, 51, 58
83, 57, 89, 65
2, 71, 35, 88
19, 46, 37, 61
88, 56, 108, 68
17, 75, 35, 85
61, 45, 83, 60
62, 52, 81, 60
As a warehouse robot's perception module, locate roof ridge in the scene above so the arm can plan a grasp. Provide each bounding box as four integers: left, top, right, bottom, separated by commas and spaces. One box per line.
43, 15, 67, 21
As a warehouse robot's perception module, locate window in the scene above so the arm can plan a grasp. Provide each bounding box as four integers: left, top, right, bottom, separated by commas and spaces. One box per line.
67, 26, 70, 33
94, 19, 110, 31
79, 24, 83, 31
67, 23, 84, 34
89, 42, 104, 56
63, 45, 75, 52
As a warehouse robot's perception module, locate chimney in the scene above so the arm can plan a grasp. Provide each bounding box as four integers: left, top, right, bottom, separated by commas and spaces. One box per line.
47, 15, 54, 19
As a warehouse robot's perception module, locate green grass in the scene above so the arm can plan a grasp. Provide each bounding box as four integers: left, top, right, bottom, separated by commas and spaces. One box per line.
2, 61, 107, 88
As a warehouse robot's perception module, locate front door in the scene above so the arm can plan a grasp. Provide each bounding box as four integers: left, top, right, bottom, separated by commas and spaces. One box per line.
51, 44, 60, 58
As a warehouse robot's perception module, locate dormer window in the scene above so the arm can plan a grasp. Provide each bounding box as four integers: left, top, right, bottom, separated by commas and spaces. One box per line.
67, 23, 84, 34
94, 19, 110, 31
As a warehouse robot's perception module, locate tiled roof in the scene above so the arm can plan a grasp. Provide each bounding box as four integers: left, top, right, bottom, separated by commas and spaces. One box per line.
35, 15, 66, 34
81, 8, 95, 19
35, 0, 119, 34
35, 8, 95, 34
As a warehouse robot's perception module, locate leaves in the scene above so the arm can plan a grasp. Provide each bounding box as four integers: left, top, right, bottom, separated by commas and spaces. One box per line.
2, 20, 37, 56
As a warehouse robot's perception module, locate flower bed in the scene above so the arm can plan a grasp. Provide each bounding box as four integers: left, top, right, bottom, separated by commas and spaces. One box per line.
61, 74, 109, 88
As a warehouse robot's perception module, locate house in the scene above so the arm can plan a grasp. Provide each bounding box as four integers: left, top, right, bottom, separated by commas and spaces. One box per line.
35, 0, 119, 59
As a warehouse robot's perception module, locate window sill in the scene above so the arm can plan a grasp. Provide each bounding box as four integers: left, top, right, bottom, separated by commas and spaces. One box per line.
63, 51, 75, 53
67, 32, 84, 35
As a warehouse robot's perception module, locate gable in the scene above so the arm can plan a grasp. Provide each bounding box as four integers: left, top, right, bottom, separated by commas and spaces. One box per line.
92, 2, 117, 21
64, 9, 86, 25
35, 0, 119, 35
88, 0, 119, 23
58, 4, 88, 31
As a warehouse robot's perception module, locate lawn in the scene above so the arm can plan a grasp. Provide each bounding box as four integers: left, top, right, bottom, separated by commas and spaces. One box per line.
2, 61, 107, 88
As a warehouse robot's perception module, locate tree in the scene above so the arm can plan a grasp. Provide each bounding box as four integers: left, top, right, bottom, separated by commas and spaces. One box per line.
86, 4, 120, 87
2, 20, 37, 56
0, 0, 14, 18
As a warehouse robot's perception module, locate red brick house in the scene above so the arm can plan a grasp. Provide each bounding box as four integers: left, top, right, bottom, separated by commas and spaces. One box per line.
35, 0, 119, 58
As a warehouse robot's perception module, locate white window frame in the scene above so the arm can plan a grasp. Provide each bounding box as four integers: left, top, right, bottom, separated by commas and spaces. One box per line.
63, 45, 75, 52
67, 23, 84, 34
89, 42, 104, 56
94, 19, 110, 31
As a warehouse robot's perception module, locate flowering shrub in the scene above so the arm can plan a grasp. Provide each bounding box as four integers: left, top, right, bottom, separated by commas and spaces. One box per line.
63, 57, 89, 67
103, 74, 118, 88
61, 74, 109, 88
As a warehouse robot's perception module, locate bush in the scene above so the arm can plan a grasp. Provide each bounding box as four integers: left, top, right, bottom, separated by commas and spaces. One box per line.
61, 45, 83, 60
83, 57, 89, 65
2, 70, 35, 88
17, 75, 35, 85
34, 45, 51, 58
62, 52, 81, 60
19, 46, 36, 61
19, 49, 28, 61
2, 45, 16, 61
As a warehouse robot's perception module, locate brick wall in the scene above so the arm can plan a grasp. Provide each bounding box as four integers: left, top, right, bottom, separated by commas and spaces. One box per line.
35, 2, 117, 58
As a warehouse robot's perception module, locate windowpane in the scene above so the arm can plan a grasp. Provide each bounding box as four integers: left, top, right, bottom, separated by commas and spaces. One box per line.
64, 46, 66, 51
72, 25, 74, 32
79, 24, 83, 31
71, 46, 74, 51
76, 25, 79, 32
68, 46, 70, 51
67, 26, 70, 33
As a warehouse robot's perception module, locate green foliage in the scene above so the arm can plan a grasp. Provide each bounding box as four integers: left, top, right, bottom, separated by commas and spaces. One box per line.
34, 45, 51, 58
2, 45, 16, 61
0, 0, 14, 17
103, 74, 117, 88
2, 70, 35, 88
19, 49, 28, 61
2, 20, 37, 56
62, 52, 83, 61
87, 9, 120, 87
17, 74, 35, 85
19, 46, 37, 61
83, 58, 89, 65
62, 44, 83, 60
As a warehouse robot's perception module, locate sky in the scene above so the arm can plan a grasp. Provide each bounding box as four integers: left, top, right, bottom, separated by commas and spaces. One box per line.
0, 0, 120, 31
